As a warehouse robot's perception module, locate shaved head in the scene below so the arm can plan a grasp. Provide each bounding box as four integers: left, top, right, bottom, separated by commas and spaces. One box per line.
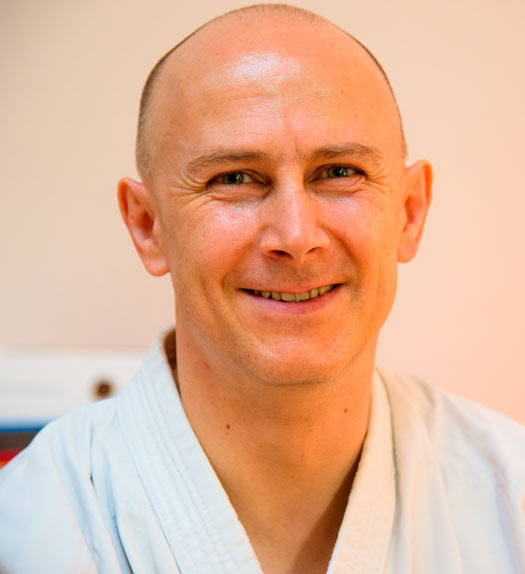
135, 3, 406, 179
119, 1, 432, 392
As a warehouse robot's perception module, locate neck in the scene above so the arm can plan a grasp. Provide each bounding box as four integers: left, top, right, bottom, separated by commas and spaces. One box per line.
171, 327, 374, 573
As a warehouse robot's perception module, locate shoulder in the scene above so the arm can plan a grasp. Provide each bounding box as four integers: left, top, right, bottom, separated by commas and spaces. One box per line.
377, 370, 525, 570
378, 368, 525, 482
0, 334, 175, 572
0, 399, 124, 572
14, 396, 120, 471
0, 396, 122, 500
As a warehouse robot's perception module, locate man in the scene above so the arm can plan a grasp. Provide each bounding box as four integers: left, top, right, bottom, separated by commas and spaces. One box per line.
1, 4, 524, 573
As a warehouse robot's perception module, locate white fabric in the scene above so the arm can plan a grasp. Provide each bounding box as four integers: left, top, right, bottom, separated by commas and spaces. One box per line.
0, 335, 524, 573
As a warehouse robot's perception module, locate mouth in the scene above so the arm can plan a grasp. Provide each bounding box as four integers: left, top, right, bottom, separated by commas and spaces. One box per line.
244, 284, 337, 302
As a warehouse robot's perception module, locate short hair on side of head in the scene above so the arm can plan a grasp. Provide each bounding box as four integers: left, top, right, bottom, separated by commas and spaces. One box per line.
135, 3, 406, 179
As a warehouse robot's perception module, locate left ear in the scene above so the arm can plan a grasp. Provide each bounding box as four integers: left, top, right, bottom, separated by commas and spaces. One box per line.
397, 160, 433, 263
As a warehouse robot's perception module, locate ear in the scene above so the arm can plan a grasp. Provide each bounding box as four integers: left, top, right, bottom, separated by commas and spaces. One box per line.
117, 177, 169, 276
397, 160, 433, 263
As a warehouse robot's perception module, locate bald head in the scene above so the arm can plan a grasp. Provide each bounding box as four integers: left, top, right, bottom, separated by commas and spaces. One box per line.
135, 4, 406, 179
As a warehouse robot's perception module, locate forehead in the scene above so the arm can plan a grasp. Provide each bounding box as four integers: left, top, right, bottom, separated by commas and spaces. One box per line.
148, 14, 402, 171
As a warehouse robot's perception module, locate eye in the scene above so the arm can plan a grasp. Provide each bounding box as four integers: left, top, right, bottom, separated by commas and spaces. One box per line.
218, 171, 255, 185
207, 169, 267, 202
321, 166, 356, 179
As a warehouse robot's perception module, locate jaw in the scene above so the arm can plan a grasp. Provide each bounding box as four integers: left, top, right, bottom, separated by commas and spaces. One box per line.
206, 298, 379, 388
224, 321, 381, 392
172, 270, 388, 391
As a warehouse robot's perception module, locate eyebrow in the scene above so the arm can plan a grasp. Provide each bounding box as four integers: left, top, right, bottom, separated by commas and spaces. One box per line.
183, 142, 384, 176
184, 151, 273, 176
306, 143, 384, 165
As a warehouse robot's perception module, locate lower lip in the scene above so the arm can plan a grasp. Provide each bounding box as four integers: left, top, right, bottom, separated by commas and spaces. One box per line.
241, 286, 340, 316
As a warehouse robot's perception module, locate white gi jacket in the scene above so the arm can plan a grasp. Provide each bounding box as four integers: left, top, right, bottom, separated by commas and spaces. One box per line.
0, 335, 524, 573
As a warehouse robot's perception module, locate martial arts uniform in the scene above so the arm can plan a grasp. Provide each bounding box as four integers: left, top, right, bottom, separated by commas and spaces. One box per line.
1, 333, 524, 573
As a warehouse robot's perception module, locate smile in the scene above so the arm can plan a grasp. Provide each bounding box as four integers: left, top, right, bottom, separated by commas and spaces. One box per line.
246, 284, 336, 302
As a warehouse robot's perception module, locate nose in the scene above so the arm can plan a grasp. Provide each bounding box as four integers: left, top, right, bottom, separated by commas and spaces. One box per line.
259, 179, 330, 264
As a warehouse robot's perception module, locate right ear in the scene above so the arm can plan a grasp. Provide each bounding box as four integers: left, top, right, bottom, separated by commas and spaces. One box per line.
117, 177, 169, 277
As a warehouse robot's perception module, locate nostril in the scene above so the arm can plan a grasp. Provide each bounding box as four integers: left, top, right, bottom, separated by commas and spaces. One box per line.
271, 249, 293, 257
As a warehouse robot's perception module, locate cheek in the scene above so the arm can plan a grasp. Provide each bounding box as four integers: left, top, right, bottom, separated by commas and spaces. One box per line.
324, 197, 391, 258
166, 203, 257, 283
324, 197, 399, 296
202, 205, 257, 270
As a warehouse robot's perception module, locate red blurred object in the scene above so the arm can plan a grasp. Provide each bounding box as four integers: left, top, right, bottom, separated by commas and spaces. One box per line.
0, 448, 22, 468
0, 426, 43, 469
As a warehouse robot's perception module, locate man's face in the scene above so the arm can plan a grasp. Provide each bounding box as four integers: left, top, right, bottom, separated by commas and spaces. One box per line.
140, 17, 427, 386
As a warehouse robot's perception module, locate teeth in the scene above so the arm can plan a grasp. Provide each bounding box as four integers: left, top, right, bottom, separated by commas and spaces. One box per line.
295, 291, 309, 301
280, 292, 296, 302
252, 285, 335, 302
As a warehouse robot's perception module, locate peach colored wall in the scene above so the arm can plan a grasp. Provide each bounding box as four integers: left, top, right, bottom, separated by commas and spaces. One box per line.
1, 0, 524, 423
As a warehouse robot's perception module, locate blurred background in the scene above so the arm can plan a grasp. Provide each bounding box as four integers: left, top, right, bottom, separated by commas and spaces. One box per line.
1, 0, 524, 430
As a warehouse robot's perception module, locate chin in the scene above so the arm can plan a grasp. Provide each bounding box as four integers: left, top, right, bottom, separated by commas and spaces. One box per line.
236, 345, 355, 389
250, 323, 382, 388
